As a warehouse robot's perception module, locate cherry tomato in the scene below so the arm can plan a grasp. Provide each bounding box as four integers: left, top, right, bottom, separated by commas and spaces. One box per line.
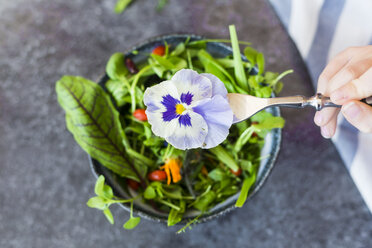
152, 45, 165, 56
148, 170, 167, 181
133, 109, 148, 121
230, 167, 242, 176
127, 179, 140, 190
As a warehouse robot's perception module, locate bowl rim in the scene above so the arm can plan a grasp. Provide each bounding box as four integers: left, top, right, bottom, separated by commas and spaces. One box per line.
88, 33, 282, 224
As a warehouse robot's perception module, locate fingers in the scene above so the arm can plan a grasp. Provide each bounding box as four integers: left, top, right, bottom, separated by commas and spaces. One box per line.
330, 67, 372, 104
314, 46, 372, 137
317, 48, 353, 94
341, 100, 372, 133
314, 108, 339, 138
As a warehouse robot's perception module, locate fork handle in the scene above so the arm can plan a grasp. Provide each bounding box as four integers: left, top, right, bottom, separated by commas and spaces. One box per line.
267, 93, 372, 110
305, 93, 372, 110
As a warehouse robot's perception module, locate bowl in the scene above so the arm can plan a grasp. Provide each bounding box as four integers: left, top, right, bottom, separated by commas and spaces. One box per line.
89, 34, 282, 224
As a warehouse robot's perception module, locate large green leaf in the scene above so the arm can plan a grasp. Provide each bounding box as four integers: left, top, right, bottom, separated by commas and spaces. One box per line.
56, 76, 147, 182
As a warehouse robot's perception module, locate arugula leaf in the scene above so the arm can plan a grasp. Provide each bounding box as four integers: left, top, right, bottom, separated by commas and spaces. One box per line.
114, 0, 132, 14
215, 58, 251, 69
168, 57, 187, 72
197, 49, 241, 93
229, 25, 248, 91
170, 43, 185, 56
187, 39, 251, 49
235, 174, 256, 207
234, 126, 254, 153
56, 76, 147, 183
209, 145, 239, 171
150, 54, 174, 70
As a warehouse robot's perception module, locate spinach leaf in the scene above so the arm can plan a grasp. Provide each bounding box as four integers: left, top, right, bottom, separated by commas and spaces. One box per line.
106, 53, 128, 81
56, 76, 147, 183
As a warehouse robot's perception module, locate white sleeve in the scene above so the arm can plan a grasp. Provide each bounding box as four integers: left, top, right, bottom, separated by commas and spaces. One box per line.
269, 0, 372, 212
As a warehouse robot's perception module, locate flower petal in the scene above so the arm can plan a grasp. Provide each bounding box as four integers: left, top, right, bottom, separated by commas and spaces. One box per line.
171, 69, 212, 102
166, 111, 208, 150
144, 80, 179, 112
193, 95, 233, 149
146, 111, 178, 138
161, 94, 180, 122
201, 73, 228, 98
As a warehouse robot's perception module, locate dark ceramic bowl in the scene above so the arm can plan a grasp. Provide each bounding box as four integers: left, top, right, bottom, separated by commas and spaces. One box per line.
89, 34, 282, 224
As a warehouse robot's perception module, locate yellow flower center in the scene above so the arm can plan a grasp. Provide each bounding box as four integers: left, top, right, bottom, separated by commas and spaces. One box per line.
175, 104, 185, 115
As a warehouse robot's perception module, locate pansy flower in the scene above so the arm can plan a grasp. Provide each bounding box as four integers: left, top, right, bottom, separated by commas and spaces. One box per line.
143, 69, 233, 150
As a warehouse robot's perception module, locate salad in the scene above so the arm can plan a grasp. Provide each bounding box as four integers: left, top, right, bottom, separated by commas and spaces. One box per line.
56, 25, 291, 232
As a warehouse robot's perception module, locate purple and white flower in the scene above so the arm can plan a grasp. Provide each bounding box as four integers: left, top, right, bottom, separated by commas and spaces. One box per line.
143, 69, 233, 150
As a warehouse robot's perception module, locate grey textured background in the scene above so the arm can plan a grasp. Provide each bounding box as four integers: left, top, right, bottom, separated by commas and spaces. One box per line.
1, 0, 371, 247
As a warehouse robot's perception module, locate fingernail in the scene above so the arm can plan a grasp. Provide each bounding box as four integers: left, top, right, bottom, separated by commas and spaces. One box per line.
321, 126, 331, 138
342, 102, 361, 119
314, 113, 323, 125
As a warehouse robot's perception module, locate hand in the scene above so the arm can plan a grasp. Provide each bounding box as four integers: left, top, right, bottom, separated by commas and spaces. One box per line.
314, 46, 372, 138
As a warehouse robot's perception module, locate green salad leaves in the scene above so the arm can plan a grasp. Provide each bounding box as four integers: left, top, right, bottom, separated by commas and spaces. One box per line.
56, 25, 291, 233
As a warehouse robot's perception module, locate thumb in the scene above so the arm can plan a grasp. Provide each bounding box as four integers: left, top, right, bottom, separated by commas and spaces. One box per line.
330, 67, 372, 104
341, 100, 372, 133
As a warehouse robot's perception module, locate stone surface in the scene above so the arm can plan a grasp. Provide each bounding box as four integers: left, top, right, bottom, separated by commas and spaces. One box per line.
0, 0, 371, 247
